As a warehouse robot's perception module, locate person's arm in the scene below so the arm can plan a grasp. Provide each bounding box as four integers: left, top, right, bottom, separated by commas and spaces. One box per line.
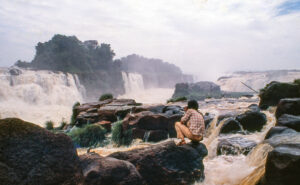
181, 110, 191, 125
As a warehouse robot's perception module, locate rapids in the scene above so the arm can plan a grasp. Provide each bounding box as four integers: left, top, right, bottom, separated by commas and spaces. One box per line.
79, 96, 276, 185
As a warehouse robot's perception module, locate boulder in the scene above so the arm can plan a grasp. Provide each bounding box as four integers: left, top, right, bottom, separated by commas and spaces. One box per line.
108, 141, 208, 185
75, 99, 113, 112
203, 113, 215, 128
259, 81, 300, 109
275, 98, 300, 119
276, 114, 300, 132
259, 144, 300, 185
217, 137, 257, 155
80, 153, 144, 185
162, 105, 184, 117
219, 118, 242, 134
147, 130, 169, 142
265, 126, 297, 140
0, 118, 83, 185
248, 104, 260, 112
122, 111, 181, 140
236, 110, 267, 132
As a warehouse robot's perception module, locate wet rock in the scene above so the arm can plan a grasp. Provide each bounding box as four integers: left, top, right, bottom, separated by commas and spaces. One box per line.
259, 144, 300, 185
80, 153, 144, 185
122, 111, 181, 140
217, 137, 257, 155
9, 68, 22, 76
75, 99, 113, 112
236, 110, 267, 132
259, 81, 300, 109
147, 130, 169, 142
218, 111, 239, 122
108, 140, 208, 185
276, 114, 300, 132
248, 104, 260, 112
275, 98, 300, 119
0, 118, 83, 185
204, 113, 215, 128
265, 126, 297, 140
162, 105, 184, 116
219, 118, 242, 134
265, 132, 300, 148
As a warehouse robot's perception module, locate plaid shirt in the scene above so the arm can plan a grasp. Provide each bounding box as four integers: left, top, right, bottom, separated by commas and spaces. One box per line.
181, 109, 205, 136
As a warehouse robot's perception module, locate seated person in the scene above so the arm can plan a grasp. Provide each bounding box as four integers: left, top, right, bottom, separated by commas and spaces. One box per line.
175, 100, 205, 146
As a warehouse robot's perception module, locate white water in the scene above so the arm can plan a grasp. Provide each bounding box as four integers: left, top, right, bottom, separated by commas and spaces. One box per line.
0, 67, 85, 126
120, 71, 174, 104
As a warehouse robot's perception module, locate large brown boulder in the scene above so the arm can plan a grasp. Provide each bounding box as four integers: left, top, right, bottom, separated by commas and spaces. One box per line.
108, 141, 208, 185
122, 111, 181, 141
79, 153, 144, 185
0, 118, 83, 185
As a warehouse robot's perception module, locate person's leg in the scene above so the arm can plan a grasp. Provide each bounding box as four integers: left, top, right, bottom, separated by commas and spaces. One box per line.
175, 122, 184, 141
177, 123, 203, 142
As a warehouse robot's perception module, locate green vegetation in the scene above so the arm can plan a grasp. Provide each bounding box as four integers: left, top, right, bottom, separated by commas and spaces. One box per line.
111, 121, 133, 146
167, 96, 187, 103
68, 124, 107, 147
99, 93, 113, 101
294, 79, 300, 85
45, 121, 54, 130
70, 102, 80, 126
58, 121, 67, 130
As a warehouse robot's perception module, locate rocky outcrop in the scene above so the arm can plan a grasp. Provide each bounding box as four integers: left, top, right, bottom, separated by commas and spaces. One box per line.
259, 81, 300, 109
75, 99, 137, 126
275, 98, 300, 119
265, 126, 297, 140
0, 118, 83, 185
172, 81, 222, 100
276, 114, 300, 132
259, 144, 300, 185
79, 153, 143, 185
219, 118, 242, 134
122, 111, 181, 142
108, 141, 208, 185
217, 137, 257, 155
236, 110, 267, 132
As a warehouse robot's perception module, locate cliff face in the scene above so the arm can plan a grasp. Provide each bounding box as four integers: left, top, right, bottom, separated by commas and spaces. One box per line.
217, 70, 300, 92
120, 54, 193, 88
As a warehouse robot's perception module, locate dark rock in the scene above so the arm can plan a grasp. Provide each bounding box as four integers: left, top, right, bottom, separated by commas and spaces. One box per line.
217, 137, 257, 155
9, 68, 22, 76
265, 132, 300, 148
218, 111, 239, 122
147, 130, 169, 142
219, 118, 242, 134
265, 126, 297, 140
76, 99, 113, 112
80, 153, 144, 185
122, 111, 181, 139
0, 118, 83, 185
275, 98, 300, 119
236, 110, 267, 132
204, 114, 215, 128
259, 144, 300, 185
259, 81, 300, 109
132, 128, 147, 140
276, 114, 300, 132
172, 81, 222, 100
108, 141, 207, 185
248, 104, 260, 112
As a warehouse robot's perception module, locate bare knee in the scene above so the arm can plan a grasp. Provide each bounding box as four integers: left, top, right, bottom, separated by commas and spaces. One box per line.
175, 122, 181, 127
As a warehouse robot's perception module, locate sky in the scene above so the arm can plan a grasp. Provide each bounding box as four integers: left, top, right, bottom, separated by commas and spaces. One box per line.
0, 0, 300, 80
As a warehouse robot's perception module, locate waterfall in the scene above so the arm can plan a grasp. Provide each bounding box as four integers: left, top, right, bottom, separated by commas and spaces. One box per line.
0, 67, 85, 126
121, 71, 144, 94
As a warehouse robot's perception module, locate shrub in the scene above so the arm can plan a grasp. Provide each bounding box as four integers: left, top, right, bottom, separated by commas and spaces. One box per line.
99, 93, 113, 101
68, 124, 107, 147
294, 79, 300, 85
58, 121, 67, 130
70, 102, 80, 126
45, 121, 54, 130
167, 96, 187, 103
111, 121, 132, 146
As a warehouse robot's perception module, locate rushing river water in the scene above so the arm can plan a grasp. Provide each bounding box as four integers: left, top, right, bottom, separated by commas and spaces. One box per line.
78, 96, 276, 185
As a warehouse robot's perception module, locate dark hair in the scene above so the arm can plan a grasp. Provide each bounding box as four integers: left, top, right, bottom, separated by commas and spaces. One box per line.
187, 100, 198, 110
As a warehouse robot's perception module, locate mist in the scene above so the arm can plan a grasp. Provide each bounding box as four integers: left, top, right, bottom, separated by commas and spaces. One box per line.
1, 0, 300, 81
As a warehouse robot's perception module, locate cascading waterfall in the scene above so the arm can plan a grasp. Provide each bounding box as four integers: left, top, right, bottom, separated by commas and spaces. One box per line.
0, 67, 85, 126
120, 71, 174, 103
121, 71, 145, 94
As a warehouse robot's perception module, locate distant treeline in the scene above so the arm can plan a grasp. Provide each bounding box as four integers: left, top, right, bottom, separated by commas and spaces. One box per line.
15, 34, 192, 100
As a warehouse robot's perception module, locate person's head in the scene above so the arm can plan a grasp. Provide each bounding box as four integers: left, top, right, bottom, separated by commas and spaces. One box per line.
187, 100, 198, 110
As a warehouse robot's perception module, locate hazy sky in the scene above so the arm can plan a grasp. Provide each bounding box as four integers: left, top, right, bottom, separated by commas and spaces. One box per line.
0, 0, 300, 80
